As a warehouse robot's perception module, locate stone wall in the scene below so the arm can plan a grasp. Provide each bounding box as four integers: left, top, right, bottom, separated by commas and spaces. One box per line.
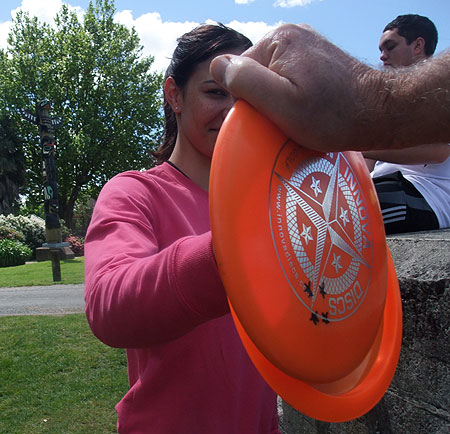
278, 229, 450, 434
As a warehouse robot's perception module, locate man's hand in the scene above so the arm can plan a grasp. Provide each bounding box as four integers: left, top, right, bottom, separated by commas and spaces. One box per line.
210, 24, 450, 152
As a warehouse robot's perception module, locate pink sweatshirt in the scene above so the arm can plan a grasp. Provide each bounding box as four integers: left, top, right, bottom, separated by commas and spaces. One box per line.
84, 163, 279, 433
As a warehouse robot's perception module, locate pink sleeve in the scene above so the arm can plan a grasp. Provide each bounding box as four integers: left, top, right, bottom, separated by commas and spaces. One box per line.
84, 174, 229, 348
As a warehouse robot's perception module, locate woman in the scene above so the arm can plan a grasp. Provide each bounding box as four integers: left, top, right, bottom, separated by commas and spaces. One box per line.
84, 24, 280, 433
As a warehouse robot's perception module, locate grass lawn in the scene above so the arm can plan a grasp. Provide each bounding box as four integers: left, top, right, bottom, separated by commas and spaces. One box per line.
0, 258, 85, 287
0, 314, 128, 433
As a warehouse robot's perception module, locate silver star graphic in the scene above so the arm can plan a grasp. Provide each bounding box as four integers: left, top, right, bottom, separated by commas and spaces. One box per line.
310, 176, 322, 197
340, 207, 349, 227
331, 253, 343, 273
301, 224, 313, 245
277, 154, 369, 306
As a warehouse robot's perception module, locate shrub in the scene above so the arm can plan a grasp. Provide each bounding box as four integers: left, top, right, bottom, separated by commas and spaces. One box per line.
65, 235, 84, 257
72, 196, 95, 237
0, 224, 25, 243
0, 214, 45, 252
0, 239, 32, 267
59, 219, 71, 241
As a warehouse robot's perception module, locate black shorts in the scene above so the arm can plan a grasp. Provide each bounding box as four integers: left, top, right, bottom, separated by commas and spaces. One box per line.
372, 171, 439, 235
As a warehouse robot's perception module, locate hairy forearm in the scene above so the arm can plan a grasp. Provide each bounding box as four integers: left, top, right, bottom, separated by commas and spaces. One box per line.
211, 25, 450, 153
354, 51, 450, 151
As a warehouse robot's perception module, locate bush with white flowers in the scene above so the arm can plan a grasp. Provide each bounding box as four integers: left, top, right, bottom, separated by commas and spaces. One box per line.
0, 214, 45, 252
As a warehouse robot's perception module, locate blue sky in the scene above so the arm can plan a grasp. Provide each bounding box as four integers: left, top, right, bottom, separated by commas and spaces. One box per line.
0, 0, 449, 73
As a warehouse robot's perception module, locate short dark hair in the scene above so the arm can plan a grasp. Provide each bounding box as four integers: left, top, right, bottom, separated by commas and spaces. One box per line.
384, 14, 438, 56
153, 23, 252, 164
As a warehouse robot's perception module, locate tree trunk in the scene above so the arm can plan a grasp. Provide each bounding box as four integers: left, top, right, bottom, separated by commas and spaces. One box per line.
60, 184, 81, 230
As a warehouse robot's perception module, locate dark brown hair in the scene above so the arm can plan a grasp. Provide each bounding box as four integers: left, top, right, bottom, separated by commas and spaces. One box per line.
384, 14, 438, 56
153, 23, 252, 164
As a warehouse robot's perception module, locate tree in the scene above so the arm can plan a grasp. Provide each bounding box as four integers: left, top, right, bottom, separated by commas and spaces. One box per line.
0, 116, 26, 215
3, 0, 163, 227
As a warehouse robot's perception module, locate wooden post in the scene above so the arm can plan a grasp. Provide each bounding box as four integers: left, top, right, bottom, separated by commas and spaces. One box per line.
50, 249, 61, 282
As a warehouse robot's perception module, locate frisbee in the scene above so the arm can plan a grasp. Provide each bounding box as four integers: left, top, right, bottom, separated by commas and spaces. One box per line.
229, 248, 401, 422
209, 100, 402, 421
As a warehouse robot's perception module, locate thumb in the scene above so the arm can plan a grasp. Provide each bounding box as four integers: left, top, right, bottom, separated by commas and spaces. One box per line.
210, 54, 294, 124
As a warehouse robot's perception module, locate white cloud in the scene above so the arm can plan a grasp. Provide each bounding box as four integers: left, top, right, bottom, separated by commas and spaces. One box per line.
0, 1, 278, 74
0, 21, 10, 50
0, 0, 85, 50
235, 0, 256, 4
114, 10, 199, 73
274, 0, 321, 7
115, 12, 278, 73
11, 0, 84, 25
226, 20, 278, 47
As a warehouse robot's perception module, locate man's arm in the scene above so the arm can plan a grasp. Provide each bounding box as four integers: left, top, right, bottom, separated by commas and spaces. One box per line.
363, 144, 450, 165
210, 24, 450, 152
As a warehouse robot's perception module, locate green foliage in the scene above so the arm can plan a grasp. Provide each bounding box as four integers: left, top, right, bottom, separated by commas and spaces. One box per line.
0, 213, 45, 252
0, 238, 32, 267
0, 115, 26, 215
71, 192, 95, 236
18, 202, 44, 219
2, 0, 164, 227
59, 218, 71, 240
0, 224, 25, 242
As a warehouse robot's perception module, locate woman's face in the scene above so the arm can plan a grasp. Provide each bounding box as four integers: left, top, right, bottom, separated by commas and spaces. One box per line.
169, 49, 244, 160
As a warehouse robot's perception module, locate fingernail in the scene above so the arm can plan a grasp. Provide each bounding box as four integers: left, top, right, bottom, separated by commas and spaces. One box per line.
211, 55, 235, 87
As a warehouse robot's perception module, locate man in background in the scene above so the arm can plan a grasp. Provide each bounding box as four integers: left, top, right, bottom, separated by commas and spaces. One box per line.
363, 14, 450, 234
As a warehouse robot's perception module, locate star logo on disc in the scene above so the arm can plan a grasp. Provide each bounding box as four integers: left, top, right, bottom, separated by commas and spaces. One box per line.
270, 148, 373, 322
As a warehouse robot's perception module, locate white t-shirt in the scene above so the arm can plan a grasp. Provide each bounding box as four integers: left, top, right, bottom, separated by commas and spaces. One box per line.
372, 149, 450, 229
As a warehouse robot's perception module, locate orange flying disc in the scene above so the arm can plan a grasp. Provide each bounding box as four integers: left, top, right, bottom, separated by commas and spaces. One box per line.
209, 100, 402, 421
229, 249, 401, 422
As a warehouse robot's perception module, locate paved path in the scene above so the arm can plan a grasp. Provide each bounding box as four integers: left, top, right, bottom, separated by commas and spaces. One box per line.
0, 284, 85, 316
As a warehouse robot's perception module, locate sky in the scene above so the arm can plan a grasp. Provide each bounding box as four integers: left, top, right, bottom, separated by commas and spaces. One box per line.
0, 0, 449, 73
